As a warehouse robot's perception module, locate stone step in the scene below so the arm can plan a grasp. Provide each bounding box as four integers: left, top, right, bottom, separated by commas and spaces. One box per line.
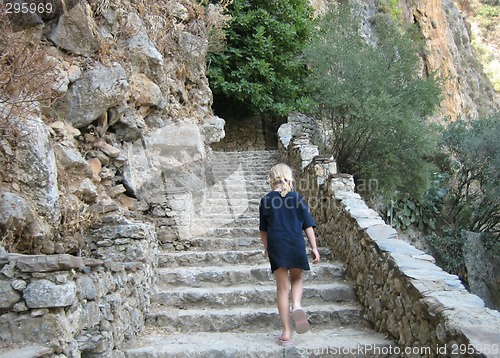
194, 204, 260, 215
212, 169, 271, 176
178, 236, 329, 252
207, 177, 269, 186
190, 226, 260, 238
212, 166, 272, 172
196, 195, 260, 204
203, 187, 269, 197
191, 214, 259, 225
158, 249, 266, 268
211, 150, 278, 159
158, 248, 332, 268
201, 198, 261, 206
153, 281, 356, 308
157, 262, 346, 287
211, 158, 278, 165
194, 206, 259, 215
146, 303, 365, 333
211, 155, 278, 162
199, 194, 261, 203
212, 176, 270, 184
124, 328, 397, 358
211, 153, 278, 159
0, 346, 53, 358
185, 237, 263, 251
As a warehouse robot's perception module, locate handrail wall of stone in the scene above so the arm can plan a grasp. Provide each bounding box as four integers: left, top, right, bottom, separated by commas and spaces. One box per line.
0, 220, 157, 356
278, 117, 500, 358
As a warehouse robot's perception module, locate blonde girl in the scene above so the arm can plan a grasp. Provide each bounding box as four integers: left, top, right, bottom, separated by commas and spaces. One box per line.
259, 163, 320, 346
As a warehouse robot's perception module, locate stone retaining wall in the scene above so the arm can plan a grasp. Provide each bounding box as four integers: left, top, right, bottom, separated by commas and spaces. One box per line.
212, 116, 265, 152
0, 220, 157, 357
278, 117, 500, 357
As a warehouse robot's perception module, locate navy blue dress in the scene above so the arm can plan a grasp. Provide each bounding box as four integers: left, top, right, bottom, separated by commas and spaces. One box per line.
259, 191, 316, 272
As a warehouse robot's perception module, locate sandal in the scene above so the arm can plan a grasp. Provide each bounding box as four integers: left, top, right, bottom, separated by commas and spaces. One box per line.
292, 308, 310, 334
278, 334, 293, 347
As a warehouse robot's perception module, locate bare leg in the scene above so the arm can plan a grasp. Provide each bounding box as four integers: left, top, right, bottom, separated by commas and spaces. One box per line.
289, 268, 304, 310
273, 268, 292, 341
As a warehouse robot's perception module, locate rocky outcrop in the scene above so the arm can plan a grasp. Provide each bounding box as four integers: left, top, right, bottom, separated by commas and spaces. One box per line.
308, 0, 500, 121
1, 0, 225, 255
398, 0, 499, 120
0, 0, 224, 355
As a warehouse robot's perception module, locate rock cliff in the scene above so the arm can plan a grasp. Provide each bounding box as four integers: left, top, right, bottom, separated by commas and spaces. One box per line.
398, 0, 499, 120
312, 0, 500, 121
1, 0, 225, 256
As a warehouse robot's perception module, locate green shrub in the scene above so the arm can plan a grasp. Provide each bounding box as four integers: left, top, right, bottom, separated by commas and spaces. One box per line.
387, 173, 448, 231
426, 231, 468, 282
302, 1, 443, 199
442, 112, 500, 240
206, 0, 315, 117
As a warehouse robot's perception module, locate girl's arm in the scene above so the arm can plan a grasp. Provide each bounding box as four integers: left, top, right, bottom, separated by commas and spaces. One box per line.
305, 227, 320, 264
260, 230, 269, 257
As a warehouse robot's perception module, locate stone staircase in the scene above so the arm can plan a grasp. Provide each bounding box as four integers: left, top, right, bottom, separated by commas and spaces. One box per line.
124, 150, 397, 357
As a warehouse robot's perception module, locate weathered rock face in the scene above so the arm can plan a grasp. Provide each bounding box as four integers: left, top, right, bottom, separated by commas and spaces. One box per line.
307, 0, 500, 121
1, 0, 224, 255
398, 0, 499, 120
0, 1, 223, 353
44, 1, 100, 57
57, 62, 129, 129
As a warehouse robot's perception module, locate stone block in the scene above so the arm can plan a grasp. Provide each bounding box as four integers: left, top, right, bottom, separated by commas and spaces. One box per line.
24, 280, 76, 308
15, 254, 85, 272
426, 290, 484, 309
45, 2, 99, 56
0, 281, 21, 309
76, 276, 96, 301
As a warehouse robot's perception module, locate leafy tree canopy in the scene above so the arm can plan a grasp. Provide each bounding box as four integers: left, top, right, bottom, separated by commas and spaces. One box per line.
442, 112, 500, 239
302, 1, 443, 199
206, 0, 315, 117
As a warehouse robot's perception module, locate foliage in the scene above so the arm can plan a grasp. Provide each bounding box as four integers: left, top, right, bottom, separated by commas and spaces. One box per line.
0, 18, 60, 123
375, 0, 403, 20
426, 231, 468, 282
477, 3, 500, 17
206, 0, 315, 117
387, 173, 448, 231
441, 113, 500, 240
302, 1, 443, 199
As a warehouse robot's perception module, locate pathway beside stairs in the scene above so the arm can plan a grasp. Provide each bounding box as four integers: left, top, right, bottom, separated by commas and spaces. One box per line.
124, 150, 397, 357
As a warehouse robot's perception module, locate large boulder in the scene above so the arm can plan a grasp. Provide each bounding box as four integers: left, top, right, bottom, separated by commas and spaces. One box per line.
123, 12, 164, 81
12, 113, 60, 234
45, 2, 99, 57
126, 122, 206, 204
129, 74, 163, 107
57, 62, 128, 128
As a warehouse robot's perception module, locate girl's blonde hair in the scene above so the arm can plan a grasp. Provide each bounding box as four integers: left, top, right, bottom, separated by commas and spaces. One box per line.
268, 163, 293, 197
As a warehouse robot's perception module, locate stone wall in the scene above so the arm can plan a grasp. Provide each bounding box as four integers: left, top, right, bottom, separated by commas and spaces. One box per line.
211, 115, 266, 152
278, 116, 500, 357
0, 220, 156, 357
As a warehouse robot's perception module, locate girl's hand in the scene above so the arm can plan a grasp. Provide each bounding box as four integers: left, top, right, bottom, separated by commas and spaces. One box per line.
311, 249, 320, 264
264, 249, 269, 257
